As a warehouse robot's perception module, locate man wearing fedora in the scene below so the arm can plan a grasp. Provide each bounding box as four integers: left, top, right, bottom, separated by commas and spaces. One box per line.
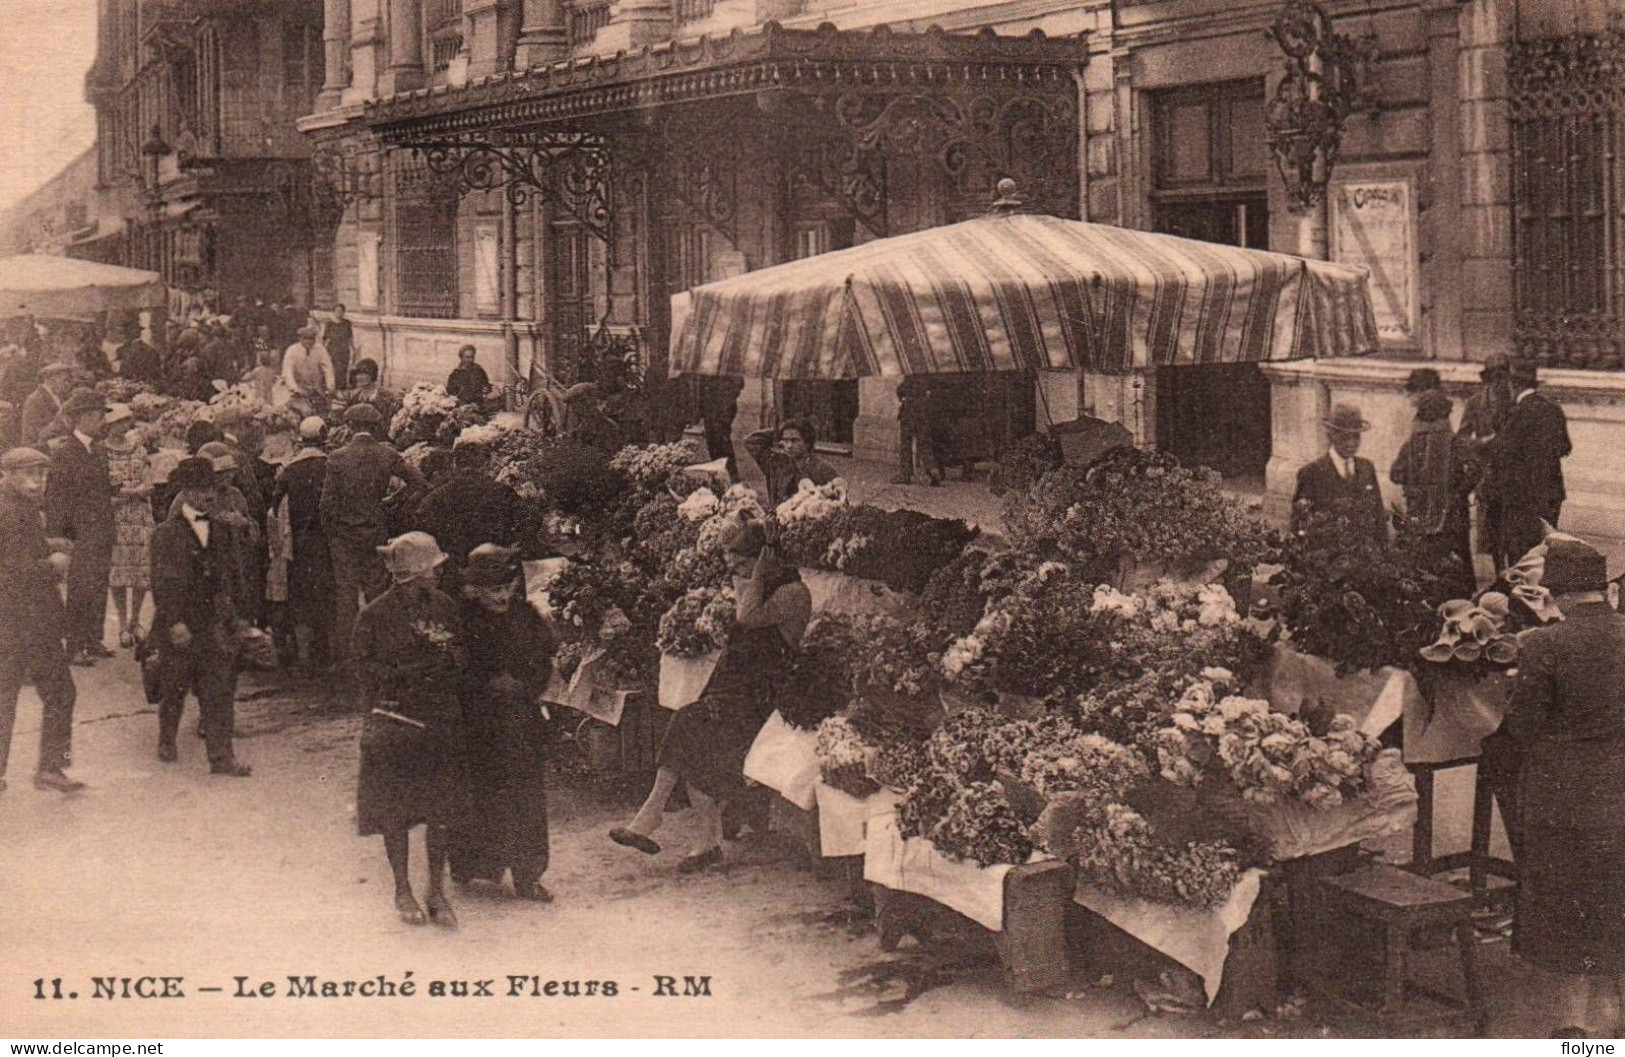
148, 456, 251, 775
1290, 402, 1387, 540
0, 446, 85, 794
19, 363, 75, 448
116, 321, 162, 389
1492, 358, 1572, 566
46, 390, 117, 666
1505, 536, 1625, 1038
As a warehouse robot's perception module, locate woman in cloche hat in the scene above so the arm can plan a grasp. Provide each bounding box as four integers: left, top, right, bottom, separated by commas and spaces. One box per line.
445, 544, 558, 903
1506, 535, 1625, 1038
350, 530, 468, 927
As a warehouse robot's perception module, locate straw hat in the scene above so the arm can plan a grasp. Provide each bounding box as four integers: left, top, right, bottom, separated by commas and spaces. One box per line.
377, 532, 448, 577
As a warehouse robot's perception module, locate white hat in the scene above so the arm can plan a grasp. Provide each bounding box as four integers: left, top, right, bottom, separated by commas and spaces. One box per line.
298, 415, 326, 441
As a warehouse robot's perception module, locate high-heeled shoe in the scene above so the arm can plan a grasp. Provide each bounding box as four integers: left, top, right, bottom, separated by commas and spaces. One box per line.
677, 846, 723, 873
425, 892, 458, 928
395, 892, 426, 926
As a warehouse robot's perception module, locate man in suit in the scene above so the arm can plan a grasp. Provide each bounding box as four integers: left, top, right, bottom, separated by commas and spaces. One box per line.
1291, 402, 1387, 540
320, 403, 428, 668
149, 456, 251, 775
0, 447, 84, 794
117, 325, 162, 388
1493, 359, 1572, 566
696, 374, 745, 479
19, 363, 75, 448
45, 390, 117, 666
272, 416, 334, 670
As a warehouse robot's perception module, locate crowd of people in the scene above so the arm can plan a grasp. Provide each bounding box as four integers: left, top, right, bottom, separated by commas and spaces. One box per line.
1291, 354, 1574, 587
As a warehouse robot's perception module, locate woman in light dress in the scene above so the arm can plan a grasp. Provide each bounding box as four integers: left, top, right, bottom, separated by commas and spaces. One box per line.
102, 403, 155, 648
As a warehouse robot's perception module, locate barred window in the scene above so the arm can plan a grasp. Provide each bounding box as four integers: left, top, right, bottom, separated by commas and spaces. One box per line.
395, 181, 460, 319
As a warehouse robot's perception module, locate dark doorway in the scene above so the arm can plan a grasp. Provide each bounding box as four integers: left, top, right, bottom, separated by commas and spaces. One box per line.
1150, 79, 1274, 481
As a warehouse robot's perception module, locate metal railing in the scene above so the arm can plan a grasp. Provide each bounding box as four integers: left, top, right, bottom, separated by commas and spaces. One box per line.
430, 33, 463, 73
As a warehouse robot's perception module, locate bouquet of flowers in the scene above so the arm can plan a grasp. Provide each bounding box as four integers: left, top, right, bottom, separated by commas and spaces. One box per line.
388, 383, 461, 445
777, 616, 860, 731
496, 437, 630, 517
676, 486, 721, 523
1004, 447, 1276, 582
823, 507, 978, 594
896, 769, 1035, 868
133, 397, 207, 448
454, 420, 512, 450
1419, 593, 1522, 671
655, 586, 735, 657
208, 384, 302, 434
815, 714, 878, 799
1066, 802, 1248, 909
1153, 674, 1382, 810
95, 378, 155, 403
1272, 512, 1456, 674
985, 432, 1061, 499
939, 562, 1107, 704
609, 440, 702, 487
919, 548, 1042, 638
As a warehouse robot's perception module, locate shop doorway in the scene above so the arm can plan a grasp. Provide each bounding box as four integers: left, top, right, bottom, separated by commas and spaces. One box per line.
1149, 79, 1273, 481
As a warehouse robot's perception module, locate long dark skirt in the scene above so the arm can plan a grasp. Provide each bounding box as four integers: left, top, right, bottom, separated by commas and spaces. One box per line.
658, 692, 768, 802
1515, 823, 1625, 974
448, 687, 550, 886
356, 712, 468, 837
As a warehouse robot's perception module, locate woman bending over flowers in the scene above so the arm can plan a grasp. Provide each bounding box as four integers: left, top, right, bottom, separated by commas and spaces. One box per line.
610, 514, 812, 872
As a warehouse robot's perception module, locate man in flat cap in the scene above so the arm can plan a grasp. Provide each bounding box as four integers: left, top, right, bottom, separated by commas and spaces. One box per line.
148, 456, 251, 775
46, 390, 117, 666
19, 363, 75, 448
1291, 402, 1387, 540
321, 402, 428, 669
281, 324, 336, 410
116, 321, 162, 388
1492, 358, 1572, 566
0, 447, 85, 794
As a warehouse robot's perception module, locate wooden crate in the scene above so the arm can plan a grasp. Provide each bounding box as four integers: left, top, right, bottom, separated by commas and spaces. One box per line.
577, 692, 669, 774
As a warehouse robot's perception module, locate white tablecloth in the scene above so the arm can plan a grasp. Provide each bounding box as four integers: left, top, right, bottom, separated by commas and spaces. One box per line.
814, 782, 900, 858
743, 711, 821, 811
863, 812, 1022, 932
1073, 869, 1266, 1006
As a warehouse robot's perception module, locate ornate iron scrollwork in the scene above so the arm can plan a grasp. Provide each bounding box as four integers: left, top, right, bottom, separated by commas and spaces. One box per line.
1510, 25, 1625, 370
311, 141, 382, 214
658, 114, 739, 245
1264, 0, 1378, 212
783, 87, 1076, 229
402, 130, 614, 244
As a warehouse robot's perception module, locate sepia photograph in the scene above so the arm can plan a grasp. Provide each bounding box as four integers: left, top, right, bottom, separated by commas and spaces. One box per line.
1, 0, 1622, 1043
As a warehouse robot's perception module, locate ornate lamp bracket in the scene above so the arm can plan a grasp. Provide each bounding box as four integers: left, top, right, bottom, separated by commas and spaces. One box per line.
397, 130, 614, 244
1264, 0, 1378, 213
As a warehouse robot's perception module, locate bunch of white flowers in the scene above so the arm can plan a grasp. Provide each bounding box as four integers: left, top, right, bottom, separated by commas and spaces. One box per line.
609, 440, 701, 485
453, 421, 508, 449
400, 383, 459, 418
775, 477, 849, 524
677, 487, 720, 523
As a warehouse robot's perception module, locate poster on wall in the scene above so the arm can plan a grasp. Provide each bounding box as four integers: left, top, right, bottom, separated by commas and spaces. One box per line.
474, 224, 500, 312
1329, 176, 1420, 348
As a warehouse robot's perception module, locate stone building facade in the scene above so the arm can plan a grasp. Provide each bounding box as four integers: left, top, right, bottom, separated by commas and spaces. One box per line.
78, 0, 327, 305
297, 0, 1625, 538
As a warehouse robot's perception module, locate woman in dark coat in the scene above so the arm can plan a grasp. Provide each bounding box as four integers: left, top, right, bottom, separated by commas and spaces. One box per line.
1507, 537, 1625, 1038
610, 515, 812, 871
447, 544, 558, 902
1389, 389, 1479, 592
353, 531, 468, 928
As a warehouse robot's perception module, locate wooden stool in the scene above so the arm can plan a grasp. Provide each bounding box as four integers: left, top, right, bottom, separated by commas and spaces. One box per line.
1313, 864, 1486, 1035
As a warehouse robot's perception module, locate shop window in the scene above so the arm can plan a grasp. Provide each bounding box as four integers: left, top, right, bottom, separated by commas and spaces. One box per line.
1152, 80, 1267, 192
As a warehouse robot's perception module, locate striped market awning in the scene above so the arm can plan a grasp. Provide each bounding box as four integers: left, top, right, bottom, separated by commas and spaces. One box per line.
670, 213, 1377, 378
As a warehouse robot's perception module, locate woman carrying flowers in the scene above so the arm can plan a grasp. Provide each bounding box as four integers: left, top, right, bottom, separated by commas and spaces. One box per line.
610, 514, 811, 871
352, 531, 469, 928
